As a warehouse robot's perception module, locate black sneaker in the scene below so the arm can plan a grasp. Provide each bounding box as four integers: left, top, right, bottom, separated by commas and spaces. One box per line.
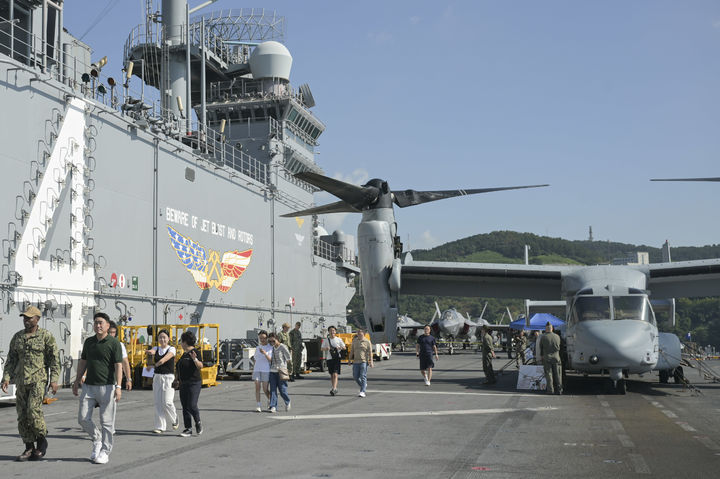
180, 428, 192, 437
195, 422, 203, 435
329, 388, 336, 396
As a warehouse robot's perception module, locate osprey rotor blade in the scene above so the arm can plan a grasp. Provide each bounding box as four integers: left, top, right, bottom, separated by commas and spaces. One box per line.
295, 171, 379, 209
651, 177, 720, 182
280, 200, 361, 218
392, 184, 549, 208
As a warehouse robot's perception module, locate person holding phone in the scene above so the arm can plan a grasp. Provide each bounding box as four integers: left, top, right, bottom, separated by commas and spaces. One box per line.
176, 331, 204, 436
320, 326, 346, 396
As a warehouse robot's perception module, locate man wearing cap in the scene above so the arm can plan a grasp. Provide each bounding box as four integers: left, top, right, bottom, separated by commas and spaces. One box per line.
278, 323, 293, 381
289, 321, 303, 379
539, 322, 562, 395
1, 306, 59, 461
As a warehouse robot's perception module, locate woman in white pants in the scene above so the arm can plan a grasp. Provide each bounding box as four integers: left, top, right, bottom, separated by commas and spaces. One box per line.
146, 329, 178, 433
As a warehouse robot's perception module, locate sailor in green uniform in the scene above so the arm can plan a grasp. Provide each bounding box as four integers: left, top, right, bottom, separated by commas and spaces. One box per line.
480, 326, 496, 384
289, 322, 304, 379
1, 306, 60, 461
539, 322, 562, 394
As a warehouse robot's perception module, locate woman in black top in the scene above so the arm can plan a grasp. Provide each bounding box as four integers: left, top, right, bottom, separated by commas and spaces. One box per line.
176, 331, 203, 437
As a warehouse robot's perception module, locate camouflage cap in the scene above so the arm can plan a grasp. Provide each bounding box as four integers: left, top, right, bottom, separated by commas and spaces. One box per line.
20, 305, 42, 318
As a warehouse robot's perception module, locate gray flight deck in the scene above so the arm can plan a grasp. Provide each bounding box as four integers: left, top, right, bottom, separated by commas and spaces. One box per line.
1, 352, 719, 477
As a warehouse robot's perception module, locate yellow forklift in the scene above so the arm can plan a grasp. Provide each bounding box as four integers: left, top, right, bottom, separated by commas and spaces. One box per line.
118, 324, 221, 388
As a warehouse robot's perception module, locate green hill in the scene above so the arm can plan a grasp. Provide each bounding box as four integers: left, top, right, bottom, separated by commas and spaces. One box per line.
347, 231, 720, 348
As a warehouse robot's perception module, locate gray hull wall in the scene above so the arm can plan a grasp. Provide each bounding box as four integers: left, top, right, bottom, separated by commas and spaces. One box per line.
0, 60, 354, 384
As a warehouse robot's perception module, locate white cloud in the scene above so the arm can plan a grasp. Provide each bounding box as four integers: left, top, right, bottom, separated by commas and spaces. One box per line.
409, 16, 421, 25
414, 230, 439, 250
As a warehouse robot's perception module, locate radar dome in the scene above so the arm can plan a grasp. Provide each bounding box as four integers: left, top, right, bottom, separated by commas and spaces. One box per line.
249, 41, 292, 80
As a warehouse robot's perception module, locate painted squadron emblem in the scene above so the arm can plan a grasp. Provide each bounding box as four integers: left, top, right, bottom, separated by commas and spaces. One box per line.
167, 226, 253, 293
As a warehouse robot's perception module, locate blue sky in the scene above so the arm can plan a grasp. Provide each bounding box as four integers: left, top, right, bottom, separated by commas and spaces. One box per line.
63, 1, 720, 251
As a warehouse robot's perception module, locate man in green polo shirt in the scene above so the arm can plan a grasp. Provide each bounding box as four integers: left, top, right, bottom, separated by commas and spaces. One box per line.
72, 312, 123, 465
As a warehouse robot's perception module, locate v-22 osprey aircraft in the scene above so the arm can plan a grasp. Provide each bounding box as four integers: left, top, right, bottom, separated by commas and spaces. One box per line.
283, 172, 720, 394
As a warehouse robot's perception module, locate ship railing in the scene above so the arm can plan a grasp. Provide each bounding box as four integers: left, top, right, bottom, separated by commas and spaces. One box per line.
0, 13, 58, 75
123, 22, 240, 71
313, 239, 357, 266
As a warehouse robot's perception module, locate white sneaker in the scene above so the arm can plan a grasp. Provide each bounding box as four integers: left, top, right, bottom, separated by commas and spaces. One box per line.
89, 441, 102, 461
255, 404, 262, 412
269, 407, 277, 413
152, 429, 163, 434
424, 378, 431, 386
285, 401, 291, 412
93, 450, 109, 464
358, 391, 366, 398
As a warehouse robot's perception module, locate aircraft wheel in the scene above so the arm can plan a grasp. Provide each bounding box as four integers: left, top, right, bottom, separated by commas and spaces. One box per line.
673, 366, 684, 384
659, 370, 669, 384
615, 379, 626, 395
400, 343, 405, 352
449, 346, 454, 355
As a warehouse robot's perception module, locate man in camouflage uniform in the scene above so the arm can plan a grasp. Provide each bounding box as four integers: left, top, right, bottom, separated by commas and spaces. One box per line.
515, 330, 528, 368
480, 326, 496, 385
289, 321, 303, 379
1, 306, 59, 461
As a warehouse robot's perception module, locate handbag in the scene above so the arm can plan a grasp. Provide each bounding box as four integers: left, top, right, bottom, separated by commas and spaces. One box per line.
278, 367, 290, 381
172, 378, 180, 390
328, 337, 340, 360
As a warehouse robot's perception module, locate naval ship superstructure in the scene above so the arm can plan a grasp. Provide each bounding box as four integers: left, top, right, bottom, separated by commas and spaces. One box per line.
0, 0, 358, 388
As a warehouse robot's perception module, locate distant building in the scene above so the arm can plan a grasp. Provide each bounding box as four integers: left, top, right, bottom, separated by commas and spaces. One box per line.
612, 252, 649, 265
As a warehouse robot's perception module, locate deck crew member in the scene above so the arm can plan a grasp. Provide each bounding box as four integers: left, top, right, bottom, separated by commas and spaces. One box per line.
289, 322, 303, 379
539, 322, 562, 395
350, 327, 373, 397
1, 306, 59, 461
73, 312, 123, 464
480, 326, 496, 385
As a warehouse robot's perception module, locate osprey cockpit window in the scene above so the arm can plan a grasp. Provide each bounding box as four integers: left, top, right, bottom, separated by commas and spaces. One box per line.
572, 296, 610, 322
612, 296, 656, 325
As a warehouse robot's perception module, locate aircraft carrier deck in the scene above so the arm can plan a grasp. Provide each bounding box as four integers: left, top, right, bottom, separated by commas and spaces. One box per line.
1, 352, 719, 478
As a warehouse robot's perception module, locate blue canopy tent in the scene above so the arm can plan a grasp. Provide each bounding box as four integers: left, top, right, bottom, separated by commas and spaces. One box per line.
509, 313, 565, 331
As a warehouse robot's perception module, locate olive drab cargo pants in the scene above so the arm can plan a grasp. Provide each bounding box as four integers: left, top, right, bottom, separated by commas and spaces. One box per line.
16, 382, 47, 443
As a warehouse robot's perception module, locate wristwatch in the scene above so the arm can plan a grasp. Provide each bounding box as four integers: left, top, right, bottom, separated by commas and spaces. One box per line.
114, 385, 121, 389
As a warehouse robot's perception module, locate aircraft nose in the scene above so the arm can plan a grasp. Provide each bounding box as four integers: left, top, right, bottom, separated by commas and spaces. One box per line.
575, 321, 653, 367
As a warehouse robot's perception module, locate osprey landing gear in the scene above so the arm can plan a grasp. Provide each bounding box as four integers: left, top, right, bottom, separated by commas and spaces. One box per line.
609, 368, 626, 395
